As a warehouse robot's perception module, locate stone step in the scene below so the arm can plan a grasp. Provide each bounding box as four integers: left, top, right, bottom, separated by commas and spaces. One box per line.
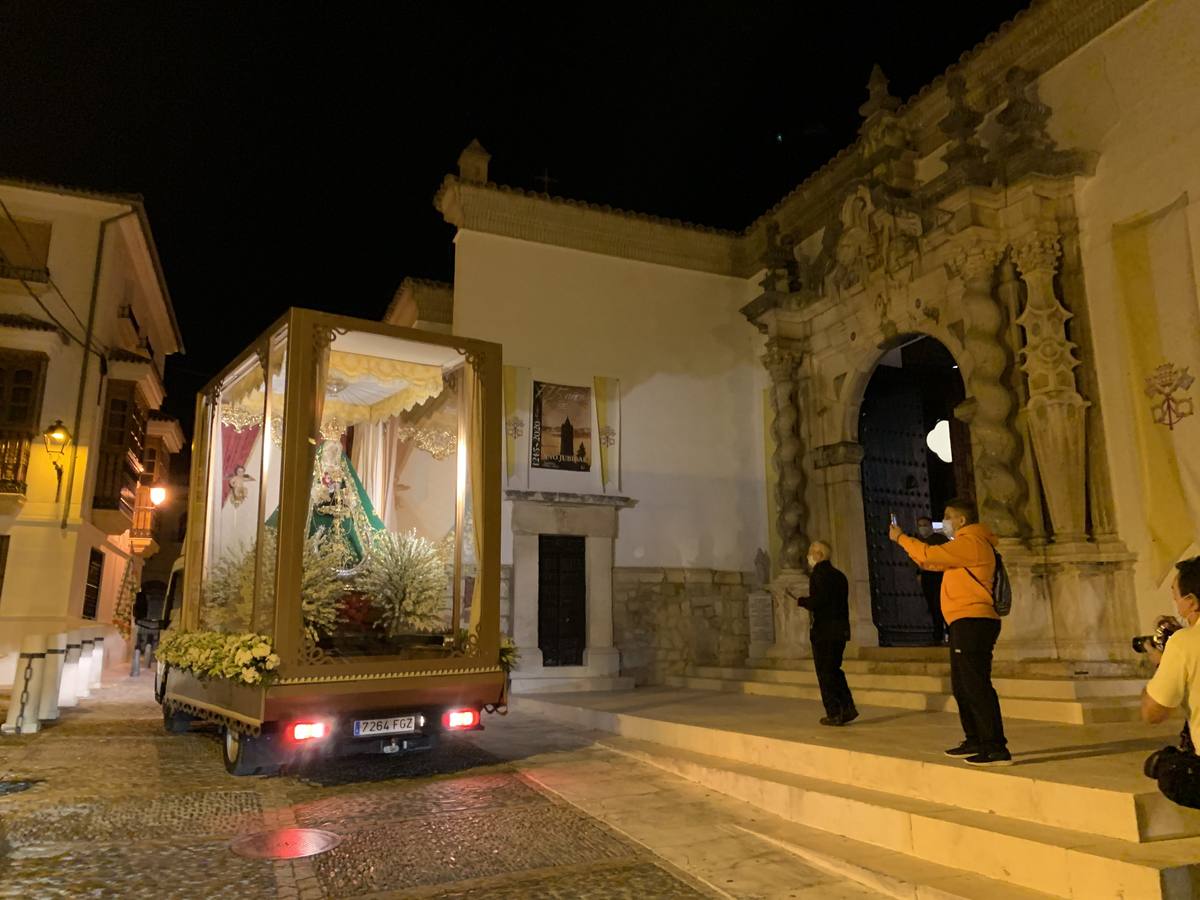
509, 675, 635, 694
511, 689, 1200, 844
676, 668, 1143, 725
597, 734, 1200, 900
692, 665, 1145, 700
731, 818, 1061, 900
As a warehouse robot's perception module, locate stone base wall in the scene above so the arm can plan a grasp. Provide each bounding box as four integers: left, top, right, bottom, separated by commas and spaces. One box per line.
612, 567, 755, 686
500, 564, 513, 637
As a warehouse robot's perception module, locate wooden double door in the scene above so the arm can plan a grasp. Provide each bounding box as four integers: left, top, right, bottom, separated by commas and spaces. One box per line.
538, 535, 586, 666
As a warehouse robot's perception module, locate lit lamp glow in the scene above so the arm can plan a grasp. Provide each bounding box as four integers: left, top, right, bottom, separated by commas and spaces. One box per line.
42, 419, 72, 502
149, 485, 168, 507
926, 419, 953, 464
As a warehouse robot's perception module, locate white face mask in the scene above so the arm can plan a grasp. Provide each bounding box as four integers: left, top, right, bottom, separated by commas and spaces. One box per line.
807, 555, 820, 570
941, 518, 957, 539
917, 524, 934, 538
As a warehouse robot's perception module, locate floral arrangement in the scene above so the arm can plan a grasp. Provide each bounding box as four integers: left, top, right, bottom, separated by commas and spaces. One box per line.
357, 529, 448, 637
199, 526, 346, 641
158, 630, 281, 685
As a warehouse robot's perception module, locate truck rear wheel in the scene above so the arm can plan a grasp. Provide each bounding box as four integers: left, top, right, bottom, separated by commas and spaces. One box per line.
223, 727, 271, 776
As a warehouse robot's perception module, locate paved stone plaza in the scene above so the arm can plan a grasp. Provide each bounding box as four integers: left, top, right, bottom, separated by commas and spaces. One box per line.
0, 675, 877, 899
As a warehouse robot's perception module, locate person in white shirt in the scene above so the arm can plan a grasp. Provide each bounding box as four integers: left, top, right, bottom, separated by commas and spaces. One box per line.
1142, 556, 1200, 807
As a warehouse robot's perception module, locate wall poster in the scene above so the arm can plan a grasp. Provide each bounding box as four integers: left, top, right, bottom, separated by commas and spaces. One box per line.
531, 381, 592, 471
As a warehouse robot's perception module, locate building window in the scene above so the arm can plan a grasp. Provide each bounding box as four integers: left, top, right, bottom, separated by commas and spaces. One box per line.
94, 380, 146, 515
82, 548, 104, 620
0, 535, 10, 601
0, 350, 48, 495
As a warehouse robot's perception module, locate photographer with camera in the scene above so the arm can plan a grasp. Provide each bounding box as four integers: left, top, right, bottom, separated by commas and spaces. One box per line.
1141, 556, 1200, 808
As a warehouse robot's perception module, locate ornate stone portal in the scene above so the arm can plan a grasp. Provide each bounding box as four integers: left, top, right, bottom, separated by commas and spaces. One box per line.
742, 64, 1136, 662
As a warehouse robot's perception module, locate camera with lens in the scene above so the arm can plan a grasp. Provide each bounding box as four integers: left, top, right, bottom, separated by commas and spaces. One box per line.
1132, 615, 1183, 654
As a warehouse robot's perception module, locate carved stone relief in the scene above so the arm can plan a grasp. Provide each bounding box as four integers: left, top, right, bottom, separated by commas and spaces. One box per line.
1014, 235, 1090, 542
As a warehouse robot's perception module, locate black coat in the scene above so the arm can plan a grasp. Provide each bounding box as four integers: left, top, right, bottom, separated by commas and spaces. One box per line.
799, 560, 851, 643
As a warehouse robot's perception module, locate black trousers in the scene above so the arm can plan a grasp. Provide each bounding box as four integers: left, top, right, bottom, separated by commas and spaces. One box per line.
812, 639, 855, 718
948, 618, 1006, 751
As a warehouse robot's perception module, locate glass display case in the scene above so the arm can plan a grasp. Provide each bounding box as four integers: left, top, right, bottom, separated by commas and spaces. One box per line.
180, 309, 502, 681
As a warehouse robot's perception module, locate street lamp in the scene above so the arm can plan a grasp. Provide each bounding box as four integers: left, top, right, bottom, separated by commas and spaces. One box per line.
42, 419, 71, 502
149, 484, 168, 507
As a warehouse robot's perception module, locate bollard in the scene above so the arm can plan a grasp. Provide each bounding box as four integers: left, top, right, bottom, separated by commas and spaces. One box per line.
2, 634, 47, 735
59, 629, 81, 708
76, 637, 93, 699
88, 629, 105, 690
39, 632, 67, 722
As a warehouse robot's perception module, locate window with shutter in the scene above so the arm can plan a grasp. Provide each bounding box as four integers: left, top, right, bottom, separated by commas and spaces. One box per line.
0, 350, 47, 494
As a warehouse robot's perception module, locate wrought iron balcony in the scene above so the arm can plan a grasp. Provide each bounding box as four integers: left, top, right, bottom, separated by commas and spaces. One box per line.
0, 430, 32, 495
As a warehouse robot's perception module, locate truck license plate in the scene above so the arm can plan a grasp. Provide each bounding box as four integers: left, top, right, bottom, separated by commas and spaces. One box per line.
353, 715, 417, 737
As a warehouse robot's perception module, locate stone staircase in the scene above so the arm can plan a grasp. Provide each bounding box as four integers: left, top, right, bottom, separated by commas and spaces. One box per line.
512, 688, 1200, 899
667, 659, 1147, 724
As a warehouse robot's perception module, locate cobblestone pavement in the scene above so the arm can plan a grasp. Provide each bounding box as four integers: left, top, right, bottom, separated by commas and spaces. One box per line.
0, 674, 879, 899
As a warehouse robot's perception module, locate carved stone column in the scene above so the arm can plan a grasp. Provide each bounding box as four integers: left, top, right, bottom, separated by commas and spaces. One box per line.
763, 338, 808, 569
1014, 235, 1090, 543
956, 242, 1025, 537
996, 257, 1047, 546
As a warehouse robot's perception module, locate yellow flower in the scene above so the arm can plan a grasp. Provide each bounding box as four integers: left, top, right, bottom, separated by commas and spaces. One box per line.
251, 643, 271, 659
265, 654, 280, 670
234, 649, 253, 666
240, 667, 261, 684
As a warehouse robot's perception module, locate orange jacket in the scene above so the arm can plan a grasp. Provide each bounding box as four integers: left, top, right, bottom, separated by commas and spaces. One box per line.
897, 524, 999, 624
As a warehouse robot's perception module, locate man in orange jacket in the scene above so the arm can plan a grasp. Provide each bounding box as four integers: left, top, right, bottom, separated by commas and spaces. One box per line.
890, 497, 1010, 766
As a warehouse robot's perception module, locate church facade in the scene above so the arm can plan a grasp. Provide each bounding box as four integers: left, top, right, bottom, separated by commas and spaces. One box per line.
391, 0, 1200, 687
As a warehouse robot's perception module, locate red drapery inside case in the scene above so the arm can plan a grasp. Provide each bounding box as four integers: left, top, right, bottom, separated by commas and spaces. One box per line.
221, 423, 261, 505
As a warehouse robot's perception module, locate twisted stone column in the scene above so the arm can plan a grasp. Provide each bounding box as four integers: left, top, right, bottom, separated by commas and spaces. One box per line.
957, 242, 1025, 537
763, 339, 808, 569
1014, 235, 1090, 542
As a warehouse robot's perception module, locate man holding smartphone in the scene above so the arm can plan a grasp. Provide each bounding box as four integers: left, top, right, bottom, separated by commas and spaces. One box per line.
889, 499, 1009, 766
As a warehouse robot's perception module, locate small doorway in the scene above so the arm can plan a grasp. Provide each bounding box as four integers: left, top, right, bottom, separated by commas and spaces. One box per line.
538, 535, 586, 666
859, 336, 973, 646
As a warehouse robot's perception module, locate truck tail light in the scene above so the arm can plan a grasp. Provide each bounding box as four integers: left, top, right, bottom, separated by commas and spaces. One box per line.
291, 721, 328, 741
442, 708, 479, 730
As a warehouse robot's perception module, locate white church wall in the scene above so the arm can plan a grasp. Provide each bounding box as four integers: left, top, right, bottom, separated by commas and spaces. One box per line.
1039, 0, 1200, 626
452, 230, 768, 573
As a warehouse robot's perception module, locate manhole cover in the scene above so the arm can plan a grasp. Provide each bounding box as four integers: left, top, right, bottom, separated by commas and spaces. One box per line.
230, 828, 341, 860
0, 781, 39, 797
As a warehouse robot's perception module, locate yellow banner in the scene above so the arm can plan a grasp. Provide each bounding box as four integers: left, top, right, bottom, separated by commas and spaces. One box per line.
1113, 194, 1200, 583
502, 366, 531, 486
593, 376, 620, 491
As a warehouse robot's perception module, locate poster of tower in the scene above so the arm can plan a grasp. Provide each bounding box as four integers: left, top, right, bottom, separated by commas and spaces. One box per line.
531, 381, 592, 471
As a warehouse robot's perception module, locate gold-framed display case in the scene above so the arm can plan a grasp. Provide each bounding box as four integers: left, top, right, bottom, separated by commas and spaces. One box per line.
167, 309, 504, 731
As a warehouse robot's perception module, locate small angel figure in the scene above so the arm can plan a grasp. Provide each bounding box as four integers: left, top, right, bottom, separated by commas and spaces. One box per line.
227, 464, 255, 508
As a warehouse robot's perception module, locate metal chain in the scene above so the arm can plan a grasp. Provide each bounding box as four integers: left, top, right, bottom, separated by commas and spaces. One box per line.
14, 660, 32, 732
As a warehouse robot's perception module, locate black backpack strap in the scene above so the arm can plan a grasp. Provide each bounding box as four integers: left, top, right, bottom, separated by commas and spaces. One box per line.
963, 548, 998, 597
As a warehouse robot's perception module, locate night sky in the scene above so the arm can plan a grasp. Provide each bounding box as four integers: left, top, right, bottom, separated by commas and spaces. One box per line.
2, 1, 1028, 429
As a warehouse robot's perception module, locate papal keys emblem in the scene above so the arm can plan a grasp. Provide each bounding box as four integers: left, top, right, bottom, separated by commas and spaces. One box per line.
1145, 362, 1195, 431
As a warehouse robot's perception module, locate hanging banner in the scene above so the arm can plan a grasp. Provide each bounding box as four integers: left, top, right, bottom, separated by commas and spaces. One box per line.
502, 366, 532, 487
532, 381, 592, 472
593, 376, 620, 491
1113, 193, 1200, 583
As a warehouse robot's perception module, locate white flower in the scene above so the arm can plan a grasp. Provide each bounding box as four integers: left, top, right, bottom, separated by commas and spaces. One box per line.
234, 649, 253, 666
251, 643, 271, 659
240, 667, 261, 684
264, 654, 280, 670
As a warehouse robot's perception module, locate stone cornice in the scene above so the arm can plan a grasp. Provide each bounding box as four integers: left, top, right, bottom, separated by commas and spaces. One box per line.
435, 177, 754, 278
505, 489, 636, 509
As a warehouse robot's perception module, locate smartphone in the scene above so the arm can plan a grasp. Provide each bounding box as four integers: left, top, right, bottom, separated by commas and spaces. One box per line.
889, 512, 898, 526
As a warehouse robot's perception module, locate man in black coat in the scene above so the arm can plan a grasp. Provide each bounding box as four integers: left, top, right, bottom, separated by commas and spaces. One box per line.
795, 541, 857, 726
